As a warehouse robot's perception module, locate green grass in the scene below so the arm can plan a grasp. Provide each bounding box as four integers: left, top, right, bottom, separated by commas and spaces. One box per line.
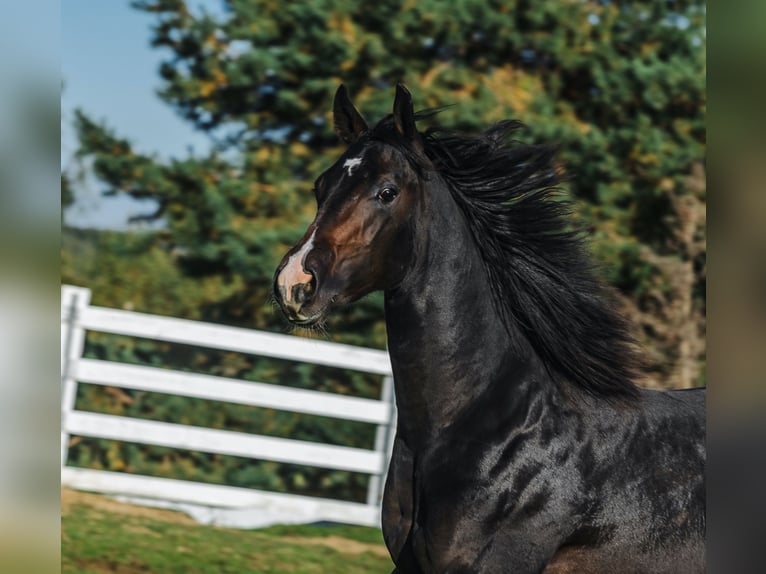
258, 523, 386, 546
62, 491, 392, 573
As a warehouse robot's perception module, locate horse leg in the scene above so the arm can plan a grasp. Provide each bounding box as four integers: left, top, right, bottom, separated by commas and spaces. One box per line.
382, 434, 416, 566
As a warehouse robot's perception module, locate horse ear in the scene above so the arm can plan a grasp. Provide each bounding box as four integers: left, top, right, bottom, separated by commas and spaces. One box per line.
393, 83, 418, 141
333, 85, 368, 144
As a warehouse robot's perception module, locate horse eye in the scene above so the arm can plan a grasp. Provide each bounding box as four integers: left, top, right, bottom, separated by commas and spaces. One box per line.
377, 187, 399, 204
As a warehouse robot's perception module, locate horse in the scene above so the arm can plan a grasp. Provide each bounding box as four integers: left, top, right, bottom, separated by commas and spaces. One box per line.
273, 84, 705, 573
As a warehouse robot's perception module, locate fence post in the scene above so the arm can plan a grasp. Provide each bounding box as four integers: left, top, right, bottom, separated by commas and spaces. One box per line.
61, 286, 91, 467
366, 374, 396, 509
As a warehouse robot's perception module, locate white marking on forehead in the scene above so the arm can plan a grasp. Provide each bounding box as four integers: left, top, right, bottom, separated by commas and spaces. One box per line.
342, 156, 363, 176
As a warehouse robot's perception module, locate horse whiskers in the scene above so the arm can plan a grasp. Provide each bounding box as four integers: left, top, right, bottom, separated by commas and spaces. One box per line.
292, 319, 330, 340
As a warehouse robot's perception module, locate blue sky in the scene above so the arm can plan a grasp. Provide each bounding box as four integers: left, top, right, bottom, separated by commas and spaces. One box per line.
62, 0, 217, 229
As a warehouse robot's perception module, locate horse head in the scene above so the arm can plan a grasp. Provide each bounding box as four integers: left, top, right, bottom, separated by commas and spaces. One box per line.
274, 84, 427, 326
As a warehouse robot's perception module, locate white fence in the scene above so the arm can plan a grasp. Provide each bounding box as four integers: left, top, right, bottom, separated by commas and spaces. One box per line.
60, 285, 396, 528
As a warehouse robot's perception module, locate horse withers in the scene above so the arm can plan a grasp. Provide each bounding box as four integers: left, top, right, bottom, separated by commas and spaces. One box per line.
274, 84, 705, 573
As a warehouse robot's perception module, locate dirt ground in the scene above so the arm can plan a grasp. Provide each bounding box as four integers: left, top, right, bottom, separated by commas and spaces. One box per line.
277, 534, 388, 557
62, 488, 196, 524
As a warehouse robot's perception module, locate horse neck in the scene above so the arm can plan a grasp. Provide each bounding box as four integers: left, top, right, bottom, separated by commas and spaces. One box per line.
384, 178, 551, 448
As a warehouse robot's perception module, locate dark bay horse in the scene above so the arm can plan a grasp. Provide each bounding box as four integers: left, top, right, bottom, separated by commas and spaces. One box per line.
274, 84, 705, 573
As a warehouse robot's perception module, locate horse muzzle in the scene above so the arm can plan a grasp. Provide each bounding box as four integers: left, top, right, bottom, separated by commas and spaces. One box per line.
274, 260, 319, 320
274, 277, 320, 323
274, 229, 330, 325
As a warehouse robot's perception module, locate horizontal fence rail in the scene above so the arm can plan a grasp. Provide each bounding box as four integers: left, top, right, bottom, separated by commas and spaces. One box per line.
65, 304, 392, 375
60, 467, 382, 527
75, 359, 392, 424
60, 285, 396, 528
67, 411, 385, 474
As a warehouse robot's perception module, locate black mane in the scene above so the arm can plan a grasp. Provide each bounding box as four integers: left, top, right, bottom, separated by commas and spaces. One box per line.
372, 116, 642, 401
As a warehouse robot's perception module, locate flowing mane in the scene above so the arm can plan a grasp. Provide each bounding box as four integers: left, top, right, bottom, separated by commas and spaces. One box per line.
371, 116, 642, 401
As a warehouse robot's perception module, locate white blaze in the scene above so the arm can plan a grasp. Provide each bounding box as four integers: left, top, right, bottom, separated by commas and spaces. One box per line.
278, 230, 316, 304
342, 156, 363, 176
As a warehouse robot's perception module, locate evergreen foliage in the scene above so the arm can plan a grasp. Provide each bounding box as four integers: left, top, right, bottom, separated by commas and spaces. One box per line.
64, 0, 706, 501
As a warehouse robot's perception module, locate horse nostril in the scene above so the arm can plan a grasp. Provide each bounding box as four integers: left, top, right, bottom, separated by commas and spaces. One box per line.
291, 272, 317, 306
305, 271, 316, 295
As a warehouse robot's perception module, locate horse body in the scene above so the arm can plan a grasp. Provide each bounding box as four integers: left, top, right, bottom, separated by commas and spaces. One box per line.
380, 161, 705, 573
274, 84, 705, 573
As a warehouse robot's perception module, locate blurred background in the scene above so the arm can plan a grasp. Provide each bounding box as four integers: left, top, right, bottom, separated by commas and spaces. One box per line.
10, 0, 766, 572
58, 2, 709, 568
62, 0, 707, 378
